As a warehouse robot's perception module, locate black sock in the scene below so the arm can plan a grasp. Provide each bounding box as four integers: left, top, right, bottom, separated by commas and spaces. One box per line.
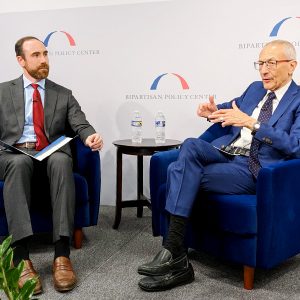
12, 237, 30, 266
164, 214, 187, 258
54, 236, 70, 260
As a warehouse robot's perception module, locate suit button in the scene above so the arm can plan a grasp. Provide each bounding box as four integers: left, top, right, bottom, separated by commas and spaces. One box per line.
265, 137, 272, 144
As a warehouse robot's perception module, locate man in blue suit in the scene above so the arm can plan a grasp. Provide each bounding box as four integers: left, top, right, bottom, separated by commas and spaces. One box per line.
138, 39, 300, 291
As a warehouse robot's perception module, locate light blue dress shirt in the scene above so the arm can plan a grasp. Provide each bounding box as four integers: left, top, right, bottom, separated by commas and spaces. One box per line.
17, 75, 46, 144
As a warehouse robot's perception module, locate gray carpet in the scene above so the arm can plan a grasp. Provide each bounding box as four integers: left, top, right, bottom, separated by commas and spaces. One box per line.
1, 206, 300, 299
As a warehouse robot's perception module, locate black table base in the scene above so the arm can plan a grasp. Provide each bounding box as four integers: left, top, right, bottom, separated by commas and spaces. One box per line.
112, 138, 181, 229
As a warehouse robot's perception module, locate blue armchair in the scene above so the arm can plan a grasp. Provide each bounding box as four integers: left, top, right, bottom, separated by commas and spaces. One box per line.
150, 123, 300, 289
0, 138, 101, 249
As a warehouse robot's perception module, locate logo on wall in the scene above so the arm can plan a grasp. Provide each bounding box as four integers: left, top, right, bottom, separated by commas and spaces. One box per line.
238, 16, 300, 50
125, 73, 215, 101
43, 30, 100, 57
44, 31, 76, 47
269, 17, 300, 37
150, 73, 189, 90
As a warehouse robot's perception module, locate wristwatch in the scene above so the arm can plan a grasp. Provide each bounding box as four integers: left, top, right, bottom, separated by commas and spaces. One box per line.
251, 121, 261, 135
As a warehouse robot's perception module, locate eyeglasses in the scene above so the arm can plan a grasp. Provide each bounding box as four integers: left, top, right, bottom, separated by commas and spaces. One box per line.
254, 60, 293, 70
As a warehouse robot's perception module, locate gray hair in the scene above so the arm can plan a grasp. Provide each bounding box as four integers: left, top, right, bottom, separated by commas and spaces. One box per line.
264, 39, 297, 60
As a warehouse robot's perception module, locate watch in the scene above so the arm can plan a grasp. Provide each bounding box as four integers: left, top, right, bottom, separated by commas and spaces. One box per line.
251, 121, 261, 135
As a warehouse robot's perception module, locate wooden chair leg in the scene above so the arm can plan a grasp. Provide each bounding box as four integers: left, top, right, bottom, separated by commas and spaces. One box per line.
243, 265, 255, 290
73, 228, 83, 249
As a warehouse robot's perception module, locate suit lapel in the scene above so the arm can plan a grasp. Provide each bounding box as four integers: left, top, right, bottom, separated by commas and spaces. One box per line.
269, 80, 298, 126
242, 88, 267, 116
10, 76, 25, 132
44, 79, 58, 136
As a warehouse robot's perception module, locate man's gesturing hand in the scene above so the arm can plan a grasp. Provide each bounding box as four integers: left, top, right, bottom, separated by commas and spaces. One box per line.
208, 101, 256, 130
197, 95, 218, 118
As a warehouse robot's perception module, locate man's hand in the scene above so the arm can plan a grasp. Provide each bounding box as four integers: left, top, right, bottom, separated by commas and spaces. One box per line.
85, 133, 104, 151
208, 101, 256, 130
197, 95, 218, 118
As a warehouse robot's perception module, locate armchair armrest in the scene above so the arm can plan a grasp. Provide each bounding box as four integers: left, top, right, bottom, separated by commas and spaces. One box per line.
150, 149, 180, 203
150, 149, 179, 235
72, 138, 101, 225
256, 159, 300, 268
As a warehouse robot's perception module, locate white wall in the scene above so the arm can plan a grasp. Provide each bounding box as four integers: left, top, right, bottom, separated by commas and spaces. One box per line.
0, 0, 170, 13
1, 0, 300, 205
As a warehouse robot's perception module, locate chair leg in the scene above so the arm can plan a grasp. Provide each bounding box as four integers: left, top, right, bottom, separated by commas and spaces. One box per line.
243, 265, 255, 290
73, 228, 83, 249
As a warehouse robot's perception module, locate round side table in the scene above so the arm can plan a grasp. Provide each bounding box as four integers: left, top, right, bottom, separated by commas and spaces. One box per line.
112, 138, 181, 229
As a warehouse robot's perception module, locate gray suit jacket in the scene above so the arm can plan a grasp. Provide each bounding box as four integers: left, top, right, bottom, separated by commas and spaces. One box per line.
0, 76, 96, 156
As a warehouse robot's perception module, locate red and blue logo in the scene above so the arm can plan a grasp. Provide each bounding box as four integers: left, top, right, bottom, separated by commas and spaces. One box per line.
43, 31, 76, 47
150, 73, 189, 90
270, 17, 300, 36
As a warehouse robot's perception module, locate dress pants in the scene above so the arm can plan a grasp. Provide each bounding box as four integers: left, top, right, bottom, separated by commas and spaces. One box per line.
165, 138, 256, 218
0, 150, 75, 243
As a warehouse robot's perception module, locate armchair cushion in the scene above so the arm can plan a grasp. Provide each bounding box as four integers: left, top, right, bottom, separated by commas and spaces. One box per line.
199, 194, 257, 235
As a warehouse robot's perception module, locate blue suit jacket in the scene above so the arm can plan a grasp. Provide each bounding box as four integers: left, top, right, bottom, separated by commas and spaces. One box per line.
212, 80, 300, 167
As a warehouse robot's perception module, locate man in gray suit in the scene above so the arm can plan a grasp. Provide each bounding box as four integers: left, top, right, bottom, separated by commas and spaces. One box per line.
0, 36, 103, 294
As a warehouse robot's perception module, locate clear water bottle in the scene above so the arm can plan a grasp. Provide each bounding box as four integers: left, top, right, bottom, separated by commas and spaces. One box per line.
131, 110, 142, 143
155, 111, 166, 143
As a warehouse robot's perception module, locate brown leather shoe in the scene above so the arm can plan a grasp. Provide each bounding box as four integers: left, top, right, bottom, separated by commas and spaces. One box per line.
53, 256, 77, 292
18, 260, 43, 295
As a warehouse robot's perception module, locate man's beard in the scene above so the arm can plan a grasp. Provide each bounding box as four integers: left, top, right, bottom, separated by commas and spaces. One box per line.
26, 63, 49, 80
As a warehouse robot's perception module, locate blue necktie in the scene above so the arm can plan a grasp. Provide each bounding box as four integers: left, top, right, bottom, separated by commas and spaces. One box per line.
249, 92, 276, 178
